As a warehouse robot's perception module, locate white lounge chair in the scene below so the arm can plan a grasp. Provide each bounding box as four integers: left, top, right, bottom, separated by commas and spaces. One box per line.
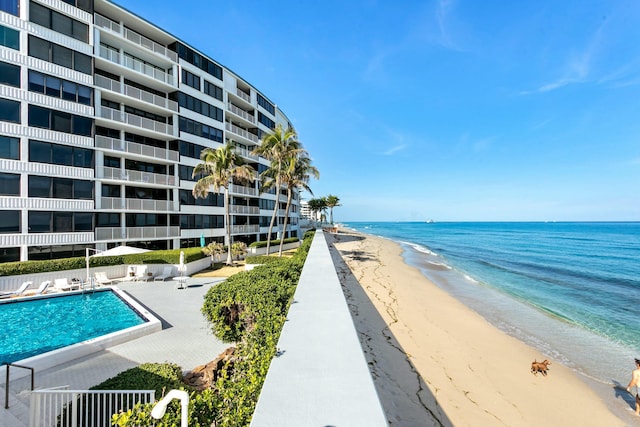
34, 280, 51, 295
0, 281, 32, 298
54, 278, 73, 291
154, 266, 174, 281
134, 265, 152, 281
94, 272, 113, 286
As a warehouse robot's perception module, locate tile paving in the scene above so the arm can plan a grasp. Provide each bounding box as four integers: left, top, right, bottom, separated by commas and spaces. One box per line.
2, 277, 229, 426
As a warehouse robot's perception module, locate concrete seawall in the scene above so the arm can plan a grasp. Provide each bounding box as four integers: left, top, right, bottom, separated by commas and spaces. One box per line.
251, 230, 387, 426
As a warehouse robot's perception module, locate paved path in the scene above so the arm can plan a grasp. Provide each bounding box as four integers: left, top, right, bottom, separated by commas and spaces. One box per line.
3, 277, 229, 426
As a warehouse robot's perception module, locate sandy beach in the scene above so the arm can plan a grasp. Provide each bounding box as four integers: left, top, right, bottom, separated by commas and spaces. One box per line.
327, 229, 628, 426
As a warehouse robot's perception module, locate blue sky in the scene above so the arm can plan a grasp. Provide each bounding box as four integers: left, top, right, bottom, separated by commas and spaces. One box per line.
115, 0, 640, 222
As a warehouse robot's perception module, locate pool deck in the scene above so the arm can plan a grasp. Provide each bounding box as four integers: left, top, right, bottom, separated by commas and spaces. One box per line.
2, 276, 229, 427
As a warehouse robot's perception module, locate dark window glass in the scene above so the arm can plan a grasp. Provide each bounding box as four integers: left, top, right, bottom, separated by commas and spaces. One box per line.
29, 211, 51, 232
52, 143, 72, 165
45, 76, 61, 97
75, 0, 93, 14
0, 135, 20, 160
52, 110, 71, 133
28, 175, 50, 197
74, 51, 92, 74
52, 178, 73, 198
29, 140, 50, 163
0, 0, 20, 16
74, 180, 93, 199
0, 61, 20, 87
74, 212, 92, 231
29, 105, 50, 128
0, 24, 19, 50
53, 211, 72, 232
72, 19, 88, 41
73, 115, 93, 136
62, 80, 76, 101
28, 70, 45, 93
28, 35, 50, 60
52, 44, 72, 68
102, 184, 120, 197
29, 1, 48, 26
97, 213, 119, 227
0, 98, 20, 123
52, 11, 73, 36
0, 210, 19, 233
0, 172, 19, 195
77, 85, 91, 105
73, 147, 93, 168
104, 156, 120, 168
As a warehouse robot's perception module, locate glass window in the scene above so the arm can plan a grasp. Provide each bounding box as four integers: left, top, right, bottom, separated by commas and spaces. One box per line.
74, 212, 92, 231
72, 20, 88, 42
74, 179, 93, 199
77, 85, 91, 105
0, 61, 20, 87
28, 175, 50, 197
104, 156, 120, 168
28, 70, 45, 93
102, 184, 120, 197
28, 36, 49, 61
0, 0, 20, 16
45, 76, 61, 97
29, 2, 49, 27
0, 172, 19, 195
52, 110, 71, 133
29, 211, 51, 232
0, 24, 19, 50
62, 80, 76, 101
29, 105, 50, 128
52, 44, 72, 68
74, 51, 92, 74
29, 140, 50, 163
73, 115, 93, 136
51, 11, 73, 37
53, 212, 72, 232
0, 210, 19, 233
0, 135, 20, 160
52, 178, 72, 198
73, 147, 93, 168
0, 98, 20, 123
52, 143, 72, 166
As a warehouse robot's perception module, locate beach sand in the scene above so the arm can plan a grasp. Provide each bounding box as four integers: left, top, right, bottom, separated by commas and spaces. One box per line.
328, 230, 627, 426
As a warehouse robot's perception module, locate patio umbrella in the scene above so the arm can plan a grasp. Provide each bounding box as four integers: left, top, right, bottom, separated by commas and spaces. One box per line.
179, 251, 185, 276
94, 245, 151, 257
200, 233, 205, 248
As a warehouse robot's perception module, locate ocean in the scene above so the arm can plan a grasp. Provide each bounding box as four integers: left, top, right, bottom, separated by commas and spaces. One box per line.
342, 221, 640, 415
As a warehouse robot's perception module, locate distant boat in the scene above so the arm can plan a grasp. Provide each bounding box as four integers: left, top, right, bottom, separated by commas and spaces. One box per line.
425, 219, 435, 224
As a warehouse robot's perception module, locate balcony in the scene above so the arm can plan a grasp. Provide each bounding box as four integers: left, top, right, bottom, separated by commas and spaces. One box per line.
229, 183, 257, 196
226, 122, 258, 143
95, 74, 178, 112
236, 88, 250, 103
234, 146, 258, 161
98, 44, 174, 86
231, 224, 260, 234
95, 14, 178, 62
95, 135, 179, 162
101, 197, 175, 211
97, 166, 176, 186
230, 205, 260, 215
95, 226, 180, 241
98, 106, 174, 136
227, 103, 255, 124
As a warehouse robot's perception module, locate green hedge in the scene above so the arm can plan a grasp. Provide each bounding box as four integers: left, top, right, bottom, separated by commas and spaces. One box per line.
247, 237, 299, 248
109, 230, 315, 427
0, 248, 206, 277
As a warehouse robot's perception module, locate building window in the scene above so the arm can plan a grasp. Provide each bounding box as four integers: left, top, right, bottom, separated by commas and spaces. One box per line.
257, 93, 275, 115
29, 1, 89, 43
0, 61, 20, 87
0, 210, 19, 233
181, 69, 200, 91
0, 24, 19, 50
97, 212, 120, 227
28, 105, 93, 136
59, 0, 93, 14
0, 135, 20, 160
178, 116, 223, 142
28, 70, 92, 105
0, 98, 20, 123
28, 175, 94, 199
28, 211, 93, 233
28, 36, 92, 75
0, 0, 20, 16
258, 112, 275, 129
175, 92, 223, 121
173, 42, 223, 81
204, 80, 223, 101
0, 172, 19, 195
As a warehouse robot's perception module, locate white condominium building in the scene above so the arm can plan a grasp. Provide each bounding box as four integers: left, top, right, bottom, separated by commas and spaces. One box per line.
0, 0, 300, 262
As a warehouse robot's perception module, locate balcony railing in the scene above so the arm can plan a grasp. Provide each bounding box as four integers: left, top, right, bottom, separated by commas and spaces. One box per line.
95, 13, 178, 62
230, 205, 260, 215
231, 224, 260, 234
225, 122, 258, 143
98, 106, 173, 136
234, 146, 258, 161
98, 45, 174, 86
95, 135, 179, 162
95, 226, 180, 241
229, 183, 257, 196
101, 197, 175, 211
227, 103, 255, 123
236, 88, 250, 102
95, 74, 178, 112
97, 166, 176, 186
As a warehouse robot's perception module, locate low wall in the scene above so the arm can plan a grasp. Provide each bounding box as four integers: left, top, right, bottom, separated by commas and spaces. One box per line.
251, 230, 387, 426
248, 241, 300, 256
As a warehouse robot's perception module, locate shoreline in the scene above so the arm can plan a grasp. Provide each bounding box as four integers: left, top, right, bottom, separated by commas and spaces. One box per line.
328, 229, 630, 426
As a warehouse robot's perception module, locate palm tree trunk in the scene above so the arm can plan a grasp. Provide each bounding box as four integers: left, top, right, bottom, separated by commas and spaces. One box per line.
279, 189, 293, 256
224, 187, 233, 265
265, 177, 280, 255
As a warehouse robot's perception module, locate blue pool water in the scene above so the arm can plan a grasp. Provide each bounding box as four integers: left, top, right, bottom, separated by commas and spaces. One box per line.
0, 290, 145, 363
343, 222, 640, 409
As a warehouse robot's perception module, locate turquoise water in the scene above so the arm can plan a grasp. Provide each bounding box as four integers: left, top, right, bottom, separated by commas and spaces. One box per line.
0, 290, 145, 363
343, 222, 640, 395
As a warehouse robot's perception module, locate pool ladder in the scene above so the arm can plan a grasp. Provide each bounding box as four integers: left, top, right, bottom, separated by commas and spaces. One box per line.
2, 362, 34, 409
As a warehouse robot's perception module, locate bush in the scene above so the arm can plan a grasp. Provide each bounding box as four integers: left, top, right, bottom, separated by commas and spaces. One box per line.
248, 237, 299, 248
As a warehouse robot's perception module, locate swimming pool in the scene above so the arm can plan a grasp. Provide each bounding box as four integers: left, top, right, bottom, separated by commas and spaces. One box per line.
0, 288, 161, 369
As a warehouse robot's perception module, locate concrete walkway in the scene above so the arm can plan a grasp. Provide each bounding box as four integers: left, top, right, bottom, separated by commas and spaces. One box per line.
3, 277, 229, 427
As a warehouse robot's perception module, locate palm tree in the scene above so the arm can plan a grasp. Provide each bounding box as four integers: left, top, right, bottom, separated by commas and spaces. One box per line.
325, 194, 340, 224
307, 197, 326, 222
192, 142, 255, 265
278, 153, 319, 256
252, 124, 303, 255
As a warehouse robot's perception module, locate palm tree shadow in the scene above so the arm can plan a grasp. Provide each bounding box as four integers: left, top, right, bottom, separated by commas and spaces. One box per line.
328, 238, 453, 427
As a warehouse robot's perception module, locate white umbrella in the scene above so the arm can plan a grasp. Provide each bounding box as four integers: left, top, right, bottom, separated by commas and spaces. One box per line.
94, 245, 151, 257
179, 251, 185, 276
